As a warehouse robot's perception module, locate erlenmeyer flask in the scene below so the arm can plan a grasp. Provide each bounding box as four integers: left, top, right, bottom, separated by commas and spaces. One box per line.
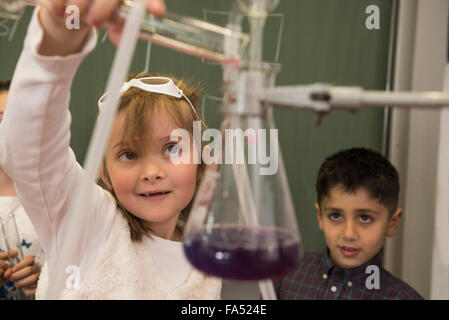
183, 64, 303, 281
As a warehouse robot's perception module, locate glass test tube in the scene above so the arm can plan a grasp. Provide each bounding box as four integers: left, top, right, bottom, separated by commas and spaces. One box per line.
0, 213, 28, 300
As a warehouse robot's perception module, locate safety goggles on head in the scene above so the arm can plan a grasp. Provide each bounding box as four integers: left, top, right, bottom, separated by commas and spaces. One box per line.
98, 77, 197, 115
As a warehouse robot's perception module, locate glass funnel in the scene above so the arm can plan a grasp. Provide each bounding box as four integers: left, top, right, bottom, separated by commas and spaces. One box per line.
183, 64, 303, 281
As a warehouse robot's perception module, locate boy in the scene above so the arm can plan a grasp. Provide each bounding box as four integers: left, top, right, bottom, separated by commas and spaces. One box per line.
0, 80, 43, 299
275, 147, 423, 299
0, 81, 9, 123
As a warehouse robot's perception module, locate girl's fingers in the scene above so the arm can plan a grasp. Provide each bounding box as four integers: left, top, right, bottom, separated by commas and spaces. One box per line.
24, 282, 38, 290
22, 286, 37, 298
11, 255, 33, 273
30, 263, 41, 276
147, 0, 166, 16
47, 0, 166, 29
9, 265, 33, 281
50, 0, 67, 18
0, 260, 8, 270
107, 21, 125, 46
0, 251, 17, 277
106, 0, 166, 46
68, 0, 92, 17
86, 0, 122, 27
13, 272, 40, 288
9, 257, 40, 281
3, 267, 12, 279
0, 251, 18, 260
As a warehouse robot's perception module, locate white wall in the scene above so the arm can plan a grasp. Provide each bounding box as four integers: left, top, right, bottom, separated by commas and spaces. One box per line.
385, 0, 449, 299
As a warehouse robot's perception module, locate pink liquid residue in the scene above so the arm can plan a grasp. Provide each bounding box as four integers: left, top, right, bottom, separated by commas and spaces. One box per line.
139, 33, 241, 68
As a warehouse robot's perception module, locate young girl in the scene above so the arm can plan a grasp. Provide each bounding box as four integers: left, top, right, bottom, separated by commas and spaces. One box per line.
0, 81, 43, 299
0, 1, 222, 299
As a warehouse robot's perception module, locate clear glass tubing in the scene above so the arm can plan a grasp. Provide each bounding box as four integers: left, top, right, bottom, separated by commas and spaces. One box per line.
0, 0, 250, 64
0, 213, 28, 300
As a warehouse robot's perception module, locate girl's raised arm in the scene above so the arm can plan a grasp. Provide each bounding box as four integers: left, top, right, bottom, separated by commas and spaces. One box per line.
0, 0, 167, 273
0, 7, 102, 265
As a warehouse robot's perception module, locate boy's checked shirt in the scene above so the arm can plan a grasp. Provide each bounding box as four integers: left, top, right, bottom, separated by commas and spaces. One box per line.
274, 250, 423, 300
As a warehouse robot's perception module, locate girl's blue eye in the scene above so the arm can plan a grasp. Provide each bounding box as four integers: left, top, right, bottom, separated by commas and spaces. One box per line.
118, 151, 137, 162
165, 144, 182, 156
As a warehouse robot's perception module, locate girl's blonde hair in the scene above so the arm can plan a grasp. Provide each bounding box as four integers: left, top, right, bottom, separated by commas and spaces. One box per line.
101, 72, 207, 241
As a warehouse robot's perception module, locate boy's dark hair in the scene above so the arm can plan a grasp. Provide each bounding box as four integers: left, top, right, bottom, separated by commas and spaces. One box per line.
0, 80, 11, 92
316, 147, 399, 215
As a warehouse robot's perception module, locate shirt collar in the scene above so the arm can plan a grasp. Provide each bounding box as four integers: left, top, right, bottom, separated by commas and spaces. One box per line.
321, 248, 383, 280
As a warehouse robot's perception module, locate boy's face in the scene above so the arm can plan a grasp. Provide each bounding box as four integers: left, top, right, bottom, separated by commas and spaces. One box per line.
0, 90, 8, 123
316, 185, 402, 269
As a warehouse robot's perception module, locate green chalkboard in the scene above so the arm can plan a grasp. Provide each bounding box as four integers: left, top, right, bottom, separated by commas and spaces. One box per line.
0, 0, 392, 253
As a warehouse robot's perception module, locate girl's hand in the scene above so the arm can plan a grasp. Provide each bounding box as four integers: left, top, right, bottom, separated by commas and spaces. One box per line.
0, 252, 12, 286
3, 255, 41, 298
38, 0, 166, 56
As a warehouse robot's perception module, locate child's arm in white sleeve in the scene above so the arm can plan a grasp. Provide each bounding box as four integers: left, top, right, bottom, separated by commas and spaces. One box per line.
0, 8, 112, 267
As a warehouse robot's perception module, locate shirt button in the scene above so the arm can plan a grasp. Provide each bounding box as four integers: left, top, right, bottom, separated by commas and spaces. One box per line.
322, 274, 328, 280
347, 281, 353, 287
331, 286, 337, 293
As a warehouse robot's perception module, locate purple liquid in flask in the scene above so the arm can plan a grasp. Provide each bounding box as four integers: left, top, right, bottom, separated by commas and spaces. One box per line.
183, 225, 302, 281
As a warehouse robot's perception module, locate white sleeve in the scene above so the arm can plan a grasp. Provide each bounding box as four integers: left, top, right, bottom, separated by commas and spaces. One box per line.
0, 8, 116, 270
